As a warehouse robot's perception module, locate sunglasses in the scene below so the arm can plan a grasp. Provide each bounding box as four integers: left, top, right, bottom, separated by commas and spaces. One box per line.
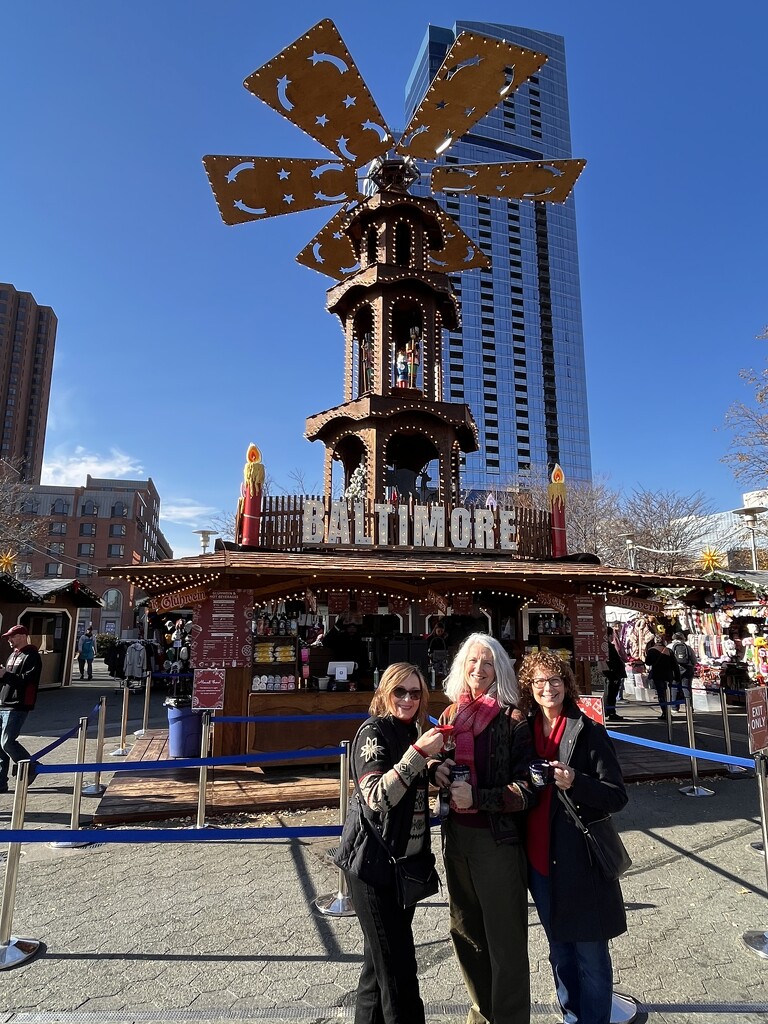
392, 687, 422, 701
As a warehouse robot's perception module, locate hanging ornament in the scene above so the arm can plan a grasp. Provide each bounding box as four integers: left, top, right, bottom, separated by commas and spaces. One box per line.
700, 547, 724, 572
0, 550, 16, 574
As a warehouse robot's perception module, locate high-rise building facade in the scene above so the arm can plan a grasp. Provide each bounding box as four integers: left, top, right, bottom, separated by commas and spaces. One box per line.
19, 476, 173, 636
404, 23, 592, 493
0, 283, 57, 482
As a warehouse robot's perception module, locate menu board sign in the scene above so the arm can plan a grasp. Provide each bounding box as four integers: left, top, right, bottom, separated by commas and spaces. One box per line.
192, 667, 226, 710
568, 595, 606, 662
191, 590, 253, 668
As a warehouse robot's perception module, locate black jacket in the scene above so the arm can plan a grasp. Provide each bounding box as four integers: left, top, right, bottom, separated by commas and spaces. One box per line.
0, 644, 43, 710
528, 702, 628, 942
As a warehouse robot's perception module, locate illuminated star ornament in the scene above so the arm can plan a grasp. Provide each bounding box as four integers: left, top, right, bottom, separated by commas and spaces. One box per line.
0, 550, 16, 574
700, 547, 725, 572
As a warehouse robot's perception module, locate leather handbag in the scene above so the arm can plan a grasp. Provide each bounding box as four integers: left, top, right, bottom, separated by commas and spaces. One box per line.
558, 790, 632, 881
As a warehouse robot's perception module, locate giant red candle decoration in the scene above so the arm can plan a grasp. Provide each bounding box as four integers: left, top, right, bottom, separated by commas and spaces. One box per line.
235, 443, 265, 547
548, 463, 567, 558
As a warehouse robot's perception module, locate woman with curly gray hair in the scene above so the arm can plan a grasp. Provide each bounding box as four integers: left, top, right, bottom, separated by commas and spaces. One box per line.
519, 649, 628, 1024
431, 633, 535, 1024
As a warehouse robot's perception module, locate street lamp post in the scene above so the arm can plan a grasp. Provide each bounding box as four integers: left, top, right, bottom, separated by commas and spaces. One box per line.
192, 529, 217, 555
620, 533, 637, 571
731, 506, 768, 571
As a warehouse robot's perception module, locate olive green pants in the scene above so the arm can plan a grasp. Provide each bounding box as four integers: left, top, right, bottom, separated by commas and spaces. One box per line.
444, 817, 530, 1024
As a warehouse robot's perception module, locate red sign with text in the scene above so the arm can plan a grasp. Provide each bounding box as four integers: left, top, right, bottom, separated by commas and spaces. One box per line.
192, 667, 226, 711
747, 688, 768, 753
568, 595, 607, 662
577, 695, 605, 726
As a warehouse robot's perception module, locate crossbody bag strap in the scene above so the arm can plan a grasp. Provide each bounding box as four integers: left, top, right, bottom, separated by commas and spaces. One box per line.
556, 789, 590, 834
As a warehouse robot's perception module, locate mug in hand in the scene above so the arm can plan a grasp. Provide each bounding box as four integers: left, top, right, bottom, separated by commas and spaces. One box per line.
529, 759, 555, 788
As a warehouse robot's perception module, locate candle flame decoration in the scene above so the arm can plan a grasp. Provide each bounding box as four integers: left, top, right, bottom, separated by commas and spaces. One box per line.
236, 442, 266, 547
700, 546, 724, 572
0, 550, 16, 574
548, 463, 567, 558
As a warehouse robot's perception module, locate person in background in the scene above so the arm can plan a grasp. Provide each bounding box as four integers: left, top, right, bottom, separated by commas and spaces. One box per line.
603, 628, 627, 722
77, 626, 97, 680
0, 624, 43, 792
645, 634, 680, 720
426, 619, 449, 680
432, 633, 535, 1024
322, 615, 370, 677
341, 663, 447, 1024
519, 649, 628, 1024
669, 631, 697, 711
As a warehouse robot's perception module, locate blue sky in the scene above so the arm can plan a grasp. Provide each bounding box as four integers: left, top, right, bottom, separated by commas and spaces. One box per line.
2, 1, 766, 557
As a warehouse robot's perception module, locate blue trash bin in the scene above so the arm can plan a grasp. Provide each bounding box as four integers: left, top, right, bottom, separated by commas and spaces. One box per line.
167, 705, 203, 758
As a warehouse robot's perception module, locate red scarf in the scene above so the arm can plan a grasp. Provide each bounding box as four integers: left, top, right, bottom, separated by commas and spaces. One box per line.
526, 712, 567, 875
450, 689, 500, 814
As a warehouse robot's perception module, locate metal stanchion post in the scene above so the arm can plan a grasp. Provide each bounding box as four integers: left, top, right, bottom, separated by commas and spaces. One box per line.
135, 670, 153, 738
720, 682, 749, 776
679, 695, 714, 797
191, 711, 212, 829
743, 751, 768, 957
665, 697, 673, 745
610, 992, 639, 1023
315, 739, 355, 916
110, 684, 131, 756
51, 717, 90, 849
0, 760, 39, 970
83, 696, 107, 796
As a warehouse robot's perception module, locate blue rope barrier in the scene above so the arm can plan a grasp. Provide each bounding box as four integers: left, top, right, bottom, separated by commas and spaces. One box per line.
33, 746, 346, 775
0, 824, 344, 844
607, 729, 753, 769
31, 702, 101, 763
214, 713, 368, 724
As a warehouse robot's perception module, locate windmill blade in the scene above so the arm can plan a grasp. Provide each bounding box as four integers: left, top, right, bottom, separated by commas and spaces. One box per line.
295, 206, 361, 280
202, 156, 358, 225
431, 159, 587, 204
396, 32, 547, 160
243, 19, 392, 168
429, 211, 490, 272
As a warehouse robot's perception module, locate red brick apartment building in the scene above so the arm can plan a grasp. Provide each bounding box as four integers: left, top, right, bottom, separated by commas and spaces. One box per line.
19, 476, 173, 636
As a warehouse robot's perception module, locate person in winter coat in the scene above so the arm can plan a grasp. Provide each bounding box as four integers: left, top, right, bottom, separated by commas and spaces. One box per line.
338, 663, 447, 1024
0, 624, 43, 791
519, 649, 628, 1024
669, 632, 697, 710
77, 627, 97, 680
431, 633, 536, 1024
603, 628, 627, 722
645, 635, 681, 719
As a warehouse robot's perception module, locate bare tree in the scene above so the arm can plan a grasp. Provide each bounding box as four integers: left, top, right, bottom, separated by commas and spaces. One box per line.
0, 460, 46, 572
723, 326, 768, 482
619, 487, 714, 574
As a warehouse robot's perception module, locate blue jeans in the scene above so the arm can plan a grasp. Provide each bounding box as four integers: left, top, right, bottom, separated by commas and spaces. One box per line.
0, 708, 31, 788
529, 867, 613, 1024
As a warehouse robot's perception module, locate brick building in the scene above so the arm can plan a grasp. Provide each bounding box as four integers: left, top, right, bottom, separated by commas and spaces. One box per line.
19, 475, 173, 636
0, 282, 57, 482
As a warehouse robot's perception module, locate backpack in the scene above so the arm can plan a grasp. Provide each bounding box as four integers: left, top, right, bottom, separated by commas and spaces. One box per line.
81, 636, 95, 659
673, 642, 690, 667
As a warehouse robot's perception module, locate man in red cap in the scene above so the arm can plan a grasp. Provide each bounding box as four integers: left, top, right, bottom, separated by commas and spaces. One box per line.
0, 624, 42, 792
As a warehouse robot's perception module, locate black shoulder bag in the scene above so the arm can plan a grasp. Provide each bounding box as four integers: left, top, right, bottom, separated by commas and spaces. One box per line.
332, 727, 440, 907
558, 790, 632, 881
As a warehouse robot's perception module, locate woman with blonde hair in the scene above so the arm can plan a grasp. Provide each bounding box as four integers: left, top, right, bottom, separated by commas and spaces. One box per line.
432, 633, 535, 1024
336, 662, 448, 1024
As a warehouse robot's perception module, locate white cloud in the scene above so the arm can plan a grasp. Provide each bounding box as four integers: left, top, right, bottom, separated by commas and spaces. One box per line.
160, 500, 220, 527
41, 446, 145, 486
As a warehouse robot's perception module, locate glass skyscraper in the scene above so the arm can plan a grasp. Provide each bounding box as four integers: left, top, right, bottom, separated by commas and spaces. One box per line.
404, 22, 592, 493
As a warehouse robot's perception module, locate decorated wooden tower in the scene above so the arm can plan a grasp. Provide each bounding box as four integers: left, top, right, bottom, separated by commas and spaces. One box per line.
204, 19, 585, 516
304, 157, 479, 506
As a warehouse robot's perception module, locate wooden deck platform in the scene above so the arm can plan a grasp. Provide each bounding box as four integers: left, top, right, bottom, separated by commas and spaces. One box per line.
91, 718, 728, 826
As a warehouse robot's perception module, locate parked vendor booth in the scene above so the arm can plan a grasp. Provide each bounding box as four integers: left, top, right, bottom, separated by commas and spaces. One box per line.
101, 522, 713, 763
0, 573, 102, 688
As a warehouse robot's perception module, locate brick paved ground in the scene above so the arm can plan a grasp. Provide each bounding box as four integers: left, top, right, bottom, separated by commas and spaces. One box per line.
1, 662, 767, 1022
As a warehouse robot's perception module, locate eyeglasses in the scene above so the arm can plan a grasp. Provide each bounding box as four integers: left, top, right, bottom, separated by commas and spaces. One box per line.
532, 676, 564, 689
392, 687, 422, 701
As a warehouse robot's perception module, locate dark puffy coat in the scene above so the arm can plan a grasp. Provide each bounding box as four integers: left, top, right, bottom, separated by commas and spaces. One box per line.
529, 703, 628, 943
0, 644, 42, 710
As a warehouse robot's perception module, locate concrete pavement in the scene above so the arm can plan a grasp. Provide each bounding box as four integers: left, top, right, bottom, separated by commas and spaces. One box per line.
1, 661, 768, 1022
